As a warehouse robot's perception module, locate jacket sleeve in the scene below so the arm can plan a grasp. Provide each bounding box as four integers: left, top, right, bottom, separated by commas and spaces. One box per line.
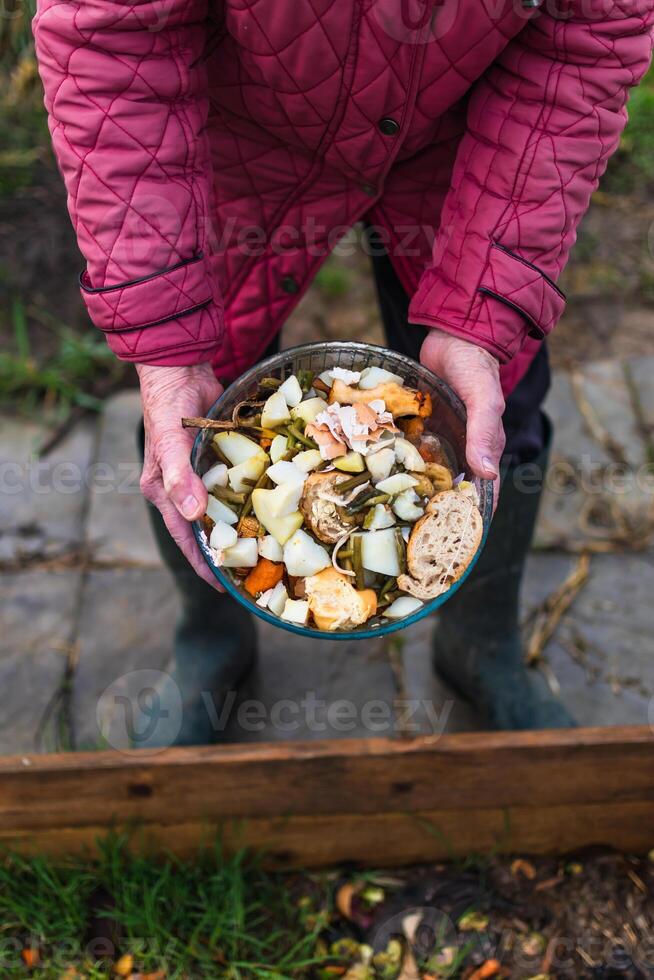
33, 0, 223, 365
409, 0, 654, 363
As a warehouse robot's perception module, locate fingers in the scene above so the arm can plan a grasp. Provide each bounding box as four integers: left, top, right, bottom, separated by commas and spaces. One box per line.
156, 491, 225, 591
157, 427, 208, 521
419, 329, 506, 481
464, 390, 506, 480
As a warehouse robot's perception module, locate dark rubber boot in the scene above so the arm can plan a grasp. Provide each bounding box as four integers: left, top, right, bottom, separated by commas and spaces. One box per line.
137, 429, 256, 747
433, 424, 575, 731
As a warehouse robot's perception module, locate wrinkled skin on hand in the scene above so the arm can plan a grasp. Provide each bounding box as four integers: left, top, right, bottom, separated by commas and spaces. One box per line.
420, 328, 505, 509
137, 362, 225, 589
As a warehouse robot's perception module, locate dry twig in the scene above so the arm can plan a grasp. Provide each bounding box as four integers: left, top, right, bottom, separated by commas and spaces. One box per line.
525, 552, 591, 665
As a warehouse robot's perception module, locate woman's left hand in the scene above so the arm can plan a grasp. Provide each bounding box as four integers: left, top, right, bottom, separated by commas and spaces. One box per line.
420, 328, 505, 506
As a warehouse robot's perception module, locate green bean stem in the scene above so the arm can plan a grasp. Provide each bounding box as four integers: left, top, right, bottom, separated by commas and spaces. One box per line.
212, 486, 246, 505
352, 534, 366, 590
335, 471, 370, 494
394, 527, 407, 575
285, 424, 317, 449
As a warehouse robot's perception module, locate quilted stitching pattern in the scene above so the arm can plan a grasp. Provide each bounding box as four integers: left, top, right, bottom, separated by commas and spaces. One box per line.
34, 0, 654, 391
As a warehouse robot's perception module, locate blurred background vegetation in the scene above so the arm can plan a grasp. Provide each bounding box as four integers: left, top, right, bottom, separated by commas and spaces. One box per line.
2, 0, 654, 427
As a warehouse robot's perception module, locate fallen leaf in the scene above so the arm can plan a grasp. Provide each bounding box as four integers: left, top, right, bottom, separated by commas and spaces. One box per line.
113, 954, 134, 977
21, 947, 40, 969
468, 960, 502, 980
510, 858, 536, 880
458, 910, 489, 932
336, 882, 357, 919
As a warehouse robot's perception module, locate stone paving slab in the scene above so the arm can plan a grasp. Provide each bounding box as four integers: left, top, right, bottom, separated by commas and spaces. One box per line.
71, 568, 178, 750
0, 416, 96, 563
222, 620, 399, 743
537, 358, 654, 551
85, 391, 162, 566
0, 571, 79, 754
522, 551, 654, 727
393, 618, 481, 736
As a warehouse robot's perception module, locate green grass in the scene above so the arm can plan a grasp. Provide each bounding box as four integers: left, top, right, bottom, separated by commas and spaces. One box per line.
0, 837, 334, 979
0, 300, 124, 420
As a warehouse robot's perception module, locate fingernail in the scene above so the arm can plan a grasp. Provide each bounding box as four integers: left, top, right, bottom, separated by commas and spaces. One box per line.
181, 494, 199, 519
482, 456, 498, 478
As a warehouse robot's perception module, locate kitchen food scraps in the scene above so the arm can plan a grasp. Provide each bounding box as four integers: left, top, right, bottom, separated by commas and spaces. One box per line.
186, 364, 483, 632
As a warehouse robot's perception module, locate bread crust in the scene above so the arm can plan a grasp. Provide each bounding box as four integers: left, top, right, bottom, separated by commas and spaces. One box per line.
397, 488, 483, 600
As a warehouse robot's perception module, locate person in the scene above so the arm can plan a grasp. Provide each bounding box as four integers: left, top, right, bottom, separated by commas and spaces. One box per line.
34, 0, 653, 744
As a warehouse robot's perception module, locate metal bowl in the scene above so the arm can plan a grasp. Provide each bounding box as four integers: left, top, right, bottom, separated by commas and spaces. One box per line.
191, 341, 493, 639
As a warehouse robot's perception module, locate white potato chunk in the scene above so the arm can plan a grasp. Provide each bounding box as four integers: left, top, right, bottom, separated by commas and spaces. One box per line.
383, 596, 424, 619
358, 366, 404, 389
281, 598, 310, 625
221, 537, 259, 568
393, 437, 426, 473
392, 489, 424, 522
283, 529, 331, 577
278, 374, 303, 408
206, 495, 238, 526
213, 431, 263, 466
267, 460, 306, 485
202, 463, 228, 492
360, 528, 401, 576
258, 534, 284, 562
209, 521, 238, 551
367, 503, 396, 530
267, 581, 289, 616
365, 447, 395, 483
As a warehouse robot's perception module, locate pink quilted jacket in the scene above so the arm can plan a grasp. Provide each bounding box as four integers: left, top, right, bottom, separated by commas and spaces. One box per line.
34, 0, 653, 394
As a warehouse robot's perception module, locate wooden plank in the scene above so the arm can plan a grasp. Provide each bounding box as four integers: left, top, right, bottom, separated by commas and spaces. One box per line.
2, 800, 654, 868
0, 727, 653, 833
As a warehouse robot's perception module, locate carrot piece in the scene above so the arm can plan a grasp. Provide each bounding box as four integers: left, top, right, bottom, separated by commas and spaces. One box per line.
244, 557, 284, 596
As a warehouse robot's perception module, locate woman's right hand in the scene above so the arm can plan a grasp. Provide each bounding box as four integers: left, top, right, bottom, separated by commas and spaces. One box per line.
137, 362, 225, 589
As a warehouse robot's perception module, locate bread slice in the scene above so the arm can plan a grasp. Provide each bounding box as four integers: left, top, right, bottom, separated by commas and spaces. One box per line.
305, 567, 377, 631
397, 487, 483, 600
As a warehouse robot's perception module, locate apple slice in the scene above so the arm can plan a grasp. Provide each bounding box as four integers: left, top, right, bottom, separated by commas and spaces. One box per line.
278, 374, 303, 408
252, 489, 304, 543
202, 462, 228, 492
374, 473, 419, 495
270, 434, 288, 463
360, 528, 401, 576
334, 451, 365, 473
227, 452, 268, 492
267, 460, 306, 486
292, 449, 323, 472
290, 397, 326, 425
267, 581, 289, 616
206, 495, 238, 526
221, 537, 259, 568
283, 529, 331, 577
261, 390, 291, 429
213, 431, 264, 466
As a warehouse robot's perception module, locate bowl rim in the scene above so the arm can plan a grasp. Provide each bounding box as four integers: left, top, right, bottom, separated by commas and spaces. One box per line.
191, 340, 493, 641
